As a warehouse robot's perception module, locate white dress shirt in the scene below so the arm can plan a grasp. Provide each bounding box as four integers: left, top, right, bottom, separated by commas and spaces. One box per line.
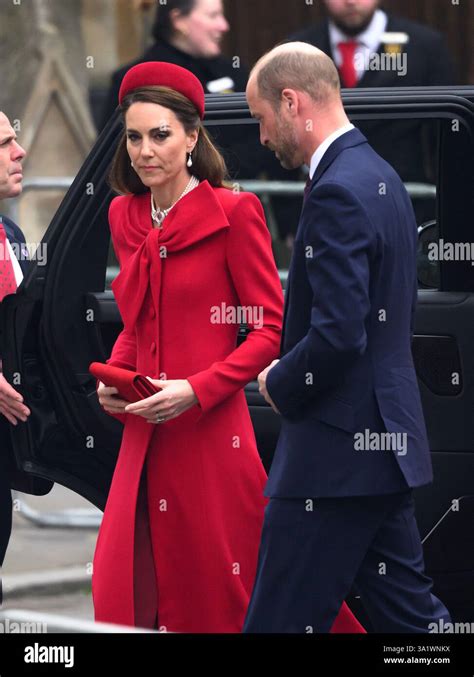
309, 123, 355, 179
5, 236, 24, 286
329, 9, 388, 83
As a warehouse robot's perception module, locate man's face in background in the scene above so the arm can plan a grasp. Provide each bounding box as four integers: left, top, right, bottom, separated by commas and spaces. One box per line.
323, 0, 380, 36
0, 112, 26, 200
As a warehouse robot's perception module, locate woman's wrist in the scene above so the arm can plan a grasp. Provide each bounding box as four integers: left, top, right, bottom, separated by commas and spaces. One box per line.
186, 380, 200, 407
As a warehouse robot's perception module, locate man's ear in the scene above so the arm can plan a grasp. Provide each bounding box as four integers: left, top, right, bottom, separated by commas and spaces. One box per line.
281, 88, 299, 116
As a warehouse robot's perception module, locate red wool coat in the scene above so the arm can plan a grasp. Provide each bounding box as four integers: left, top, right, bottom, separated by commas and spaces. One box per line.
91, 180, 364, 633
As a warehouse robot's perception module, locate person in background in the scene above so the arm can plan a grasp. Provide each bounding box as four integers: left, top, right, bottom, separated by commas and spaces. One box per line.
100, 0, 244, 131
0, 111, 31, 602
100, 0, 301, 257
288, 0, 457, 224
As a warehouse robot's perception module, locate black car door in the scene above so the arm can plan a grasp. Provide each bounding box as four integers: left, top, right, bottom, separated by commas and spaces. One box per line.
1, 87, 474, 623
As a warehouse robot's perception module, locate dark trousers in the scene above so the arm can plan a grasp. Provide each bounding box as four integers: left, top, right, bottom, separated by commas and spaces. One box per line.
0, 475, 11, 568
243, 490, 451, 633
0, 438, 12, 606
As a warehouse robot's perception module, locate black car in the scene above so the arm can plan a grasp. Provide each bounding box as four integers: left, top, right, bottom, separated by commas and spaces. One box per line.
1, 86, 474, 625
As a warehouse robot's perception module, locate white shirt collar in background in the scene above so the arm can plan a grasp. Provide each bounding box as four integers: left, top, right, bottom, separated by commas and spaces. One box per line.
329, 9, 388, 79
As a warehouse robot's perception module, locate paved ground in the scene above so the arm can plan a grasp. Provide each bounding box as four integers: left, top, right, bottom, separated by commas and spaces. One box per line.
3, 484, 99, 574
1, 483, 100, 624
3, 589, 93, 619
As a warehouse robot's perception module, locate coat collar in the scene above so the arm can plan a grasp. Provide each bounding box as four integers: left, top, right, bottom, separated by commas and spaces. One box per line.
111, 180, 230, 328
310, 127, 368, 187
126, 179, 230, 252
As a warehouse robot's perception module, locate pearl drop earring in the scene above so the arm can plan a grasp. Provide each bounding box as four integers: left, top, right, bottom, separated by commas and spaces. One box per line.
187, 152, 193, 168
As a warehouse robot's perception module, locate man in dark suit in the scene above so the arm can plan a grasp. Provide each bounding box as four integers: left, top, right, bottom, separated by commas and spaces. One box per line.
244, 43, 451, 632
0, 111, 31, 593
289, 0, 456, 185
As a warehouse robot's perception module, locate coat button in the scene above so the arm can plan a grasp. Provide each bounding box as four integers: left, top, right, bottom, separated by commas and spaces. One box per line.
150, 341, 156, 354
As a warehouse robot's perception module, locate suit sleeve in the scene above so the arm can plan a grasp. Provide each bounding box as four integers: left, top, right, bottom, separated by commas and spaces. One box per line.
266, 183, 374, 419
187, 193, 283, 414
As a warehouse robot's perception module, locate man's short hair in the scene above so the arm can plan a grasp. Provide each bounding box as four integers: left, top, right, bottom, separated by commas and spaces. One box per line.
254, 43, 341, 109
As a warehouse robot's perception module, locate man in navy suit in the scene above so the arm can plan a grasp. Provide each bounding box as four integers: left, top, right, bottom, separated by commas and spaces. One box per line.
244, 43, 451, 632
0, 111, 30, 591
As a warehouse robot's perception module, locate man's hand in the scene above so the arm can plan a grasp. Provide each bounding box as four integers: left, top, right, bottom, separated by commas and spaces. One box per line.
0, 372, 30, 425
124, 378, 198, 424
258, 359, 280, 414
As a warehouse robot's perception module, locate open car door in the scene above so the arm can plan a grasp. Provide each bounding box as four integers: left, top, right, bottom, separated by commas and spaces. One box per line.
0, 118, 123, 509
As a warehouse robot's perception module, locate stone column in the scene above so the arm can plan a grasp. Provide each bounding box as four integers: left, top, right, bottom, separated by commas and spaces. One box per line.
0, 0, 97, 244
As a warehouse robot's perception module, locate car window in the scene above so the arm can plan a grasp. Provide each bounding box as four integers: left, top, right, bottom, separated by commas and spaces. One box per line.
103, 113, 468, 293
207, 118, 440, 285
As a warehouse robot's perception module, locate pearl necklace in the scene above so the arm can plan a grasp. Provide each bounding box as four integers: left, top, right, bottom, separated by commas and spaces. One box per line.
151, 175, 200, 228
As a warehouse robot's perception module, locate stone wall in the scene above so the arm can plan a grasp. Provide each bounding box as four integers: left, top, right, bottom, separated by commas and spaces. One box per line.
0, 0, 101, 243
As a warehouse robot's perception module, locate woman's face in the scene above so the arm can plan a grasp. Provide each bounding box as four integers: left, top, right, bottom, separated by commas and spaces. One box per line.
125, 102, 198, 190
173, 0, 229, 58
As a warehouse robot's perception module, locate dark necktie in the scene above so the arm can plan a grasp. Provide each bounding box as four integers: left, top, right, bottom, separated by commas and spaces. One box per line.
304, 175, 312, 202
0, 222, 18, 302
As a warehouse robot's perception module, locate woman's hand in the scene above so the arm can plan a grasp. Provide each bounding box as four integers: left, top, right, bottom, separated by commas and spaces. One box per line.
97, 381, 129, 415
124, 379, 199, 424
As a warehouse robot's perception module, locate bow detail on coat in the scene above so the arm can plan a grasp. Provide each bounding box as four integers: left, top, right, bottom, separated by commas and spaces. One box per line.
111, 181, 230, 329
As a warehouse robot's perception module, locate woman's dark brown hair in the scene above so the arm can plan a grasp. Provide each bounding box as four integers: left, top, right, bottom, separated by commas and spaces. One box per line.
152, 0, 196, 43
108, 87, 229, 195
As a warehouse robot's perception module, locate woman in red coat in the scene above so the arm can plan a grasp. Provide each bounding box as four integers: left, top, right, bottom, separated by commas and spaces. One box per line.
92, 61, 364, 633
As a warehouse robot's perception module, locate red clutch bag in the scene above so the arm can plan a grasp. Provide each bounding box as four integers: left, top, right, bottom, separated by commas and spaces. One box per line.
89, 362, 161, 403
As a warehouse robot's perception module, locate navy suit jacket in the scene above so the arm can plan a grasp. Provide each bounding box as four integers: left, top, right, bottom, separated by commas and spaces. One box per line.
265, 128, 432, 498
0, 215, 29, 279
0, 216, 51, 496
0, 215, 29, 480
0, 214, 29, 359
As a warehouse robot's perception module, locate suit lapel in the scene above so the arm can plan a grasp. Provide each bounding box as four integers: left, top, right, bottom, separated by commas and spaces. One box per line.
317, 19, 333, 58
356, 40, 389, 88
281, 129, 368, 350
280, 271, 292, 350
357, 15, 405, 88
311, 128, 367, 187
18, 253, 29, 277
1, 217, 30, 278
